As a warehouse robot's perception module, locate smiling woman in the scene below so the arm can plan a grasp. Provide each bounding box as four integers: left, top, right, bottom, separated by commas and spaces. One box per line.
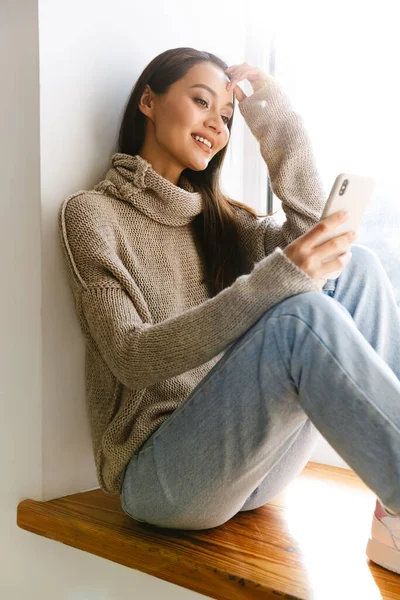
137, 63, 234, 182
59, 46, 400, 579
116, 48, 271, 298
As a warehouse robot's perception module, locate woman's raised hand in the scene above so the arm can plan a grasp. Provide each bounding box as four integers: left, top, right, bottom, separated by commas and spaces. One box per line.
225, 65, 358, 287
283, 211, 357, 288
225, 62, 272, 102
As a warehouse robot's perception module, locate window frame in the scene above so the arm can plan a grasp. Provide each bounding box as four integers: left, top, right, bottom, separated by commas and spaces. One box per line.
242, 24, 278, 216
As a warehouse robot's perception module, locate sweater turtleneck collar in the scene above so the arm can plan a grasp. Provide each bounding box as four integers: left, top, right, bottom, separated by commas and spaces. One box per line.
93, 153, 204, 226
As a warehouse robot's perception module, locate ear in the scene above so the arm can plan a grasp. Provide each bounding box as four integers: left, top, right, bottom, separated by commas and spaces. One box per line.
138, 84, 155, 120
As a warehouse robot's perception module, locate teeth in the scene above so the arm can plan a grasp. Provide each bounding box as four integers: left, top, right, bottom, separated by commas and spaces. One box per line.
192, 134, 212, 148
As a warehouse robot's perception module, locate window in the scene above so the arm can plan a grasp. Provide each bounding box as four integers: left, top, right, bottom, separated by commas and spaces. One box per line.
248, 2, 400, 307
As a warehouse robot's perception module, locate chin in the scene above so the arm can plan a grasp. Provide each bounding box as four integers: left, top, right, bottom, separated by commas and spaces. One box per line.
189, 162, 210, 172
181, 158, 209, 172
187, 150, 214, 171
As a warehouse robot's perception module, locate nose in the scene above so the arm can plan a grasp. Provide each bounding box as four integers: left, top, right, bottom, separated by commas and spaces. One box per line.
204, 120, 223, 141
204, 109, 225, 134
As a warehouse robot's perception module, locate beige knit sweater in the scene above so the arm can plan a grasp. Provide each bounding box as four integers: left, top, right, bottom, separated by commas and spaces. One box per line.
59, 78, 327, 495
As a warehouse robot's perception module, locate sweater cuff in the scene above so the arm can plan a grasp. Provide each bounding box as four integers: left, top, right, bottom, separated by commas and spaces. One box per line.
274, 247, 325, 292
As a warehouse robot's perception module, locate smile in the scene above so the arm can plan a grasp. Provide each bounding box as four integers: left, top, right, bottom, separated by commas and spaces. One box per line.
192, 136, 212, 154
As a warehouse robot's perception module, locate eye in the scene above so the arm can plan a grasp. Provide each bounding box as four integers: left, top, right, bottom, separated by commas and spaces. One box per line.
194, 97, 231, 125
195, 97, 209, 108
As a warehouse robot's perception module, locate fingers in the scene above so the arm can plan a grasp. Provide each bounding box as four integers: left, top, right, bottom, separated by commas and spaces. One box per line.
225, 62, 250, 90
317, 231, 356, 263
225, 63, 249, 76
303, 210, 350, 248
232, 85, 247, 102
303, 211, 356, 266
225, 63, 268, 97
314, 251, 352, 281
283, 210, 355, 284
227, 72, 247, 91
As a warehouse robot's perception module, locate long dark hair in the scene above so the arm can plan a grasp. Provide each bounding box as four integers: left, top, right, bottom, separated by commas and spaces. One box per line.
117, 47, 272, 297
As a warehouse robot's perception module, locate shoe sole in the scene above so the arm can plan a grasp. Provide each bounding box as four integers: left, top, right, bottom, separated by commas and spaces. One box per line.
366, 537, 400, 575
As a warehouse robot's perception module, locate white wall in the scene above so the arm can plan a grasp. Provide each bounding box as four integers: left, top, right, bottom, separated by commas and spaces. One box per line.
39, 0, 248, 501
1, 0, 249, 598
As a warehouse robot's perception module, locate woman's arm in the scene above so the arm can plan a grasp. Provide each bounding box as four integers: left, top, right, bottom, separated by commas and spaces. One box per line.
59, 193, 322, 392
231, 65, 327, 253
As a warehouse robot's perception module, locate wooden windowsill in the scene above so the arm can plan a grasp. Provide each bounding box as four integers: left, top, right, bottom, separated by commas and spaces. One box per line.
17, 462, 399, 599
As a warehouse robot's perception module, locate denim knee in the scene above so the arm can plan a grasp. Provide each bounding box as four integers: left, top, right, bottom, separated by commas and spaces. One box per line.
272, 290, 333, 314
267, 290, 354, 331
348, 243, 382, 275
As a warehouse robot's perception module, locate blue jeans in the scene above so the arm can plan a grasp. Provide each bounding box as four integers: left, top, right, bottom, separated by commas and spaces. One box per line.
121, 244, 400, 529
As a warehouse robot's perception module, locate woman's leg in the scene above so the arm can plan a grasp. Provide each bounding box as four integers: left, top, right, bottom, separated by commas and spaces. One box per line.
121, 253, 400, 530
325, 244, 400, 379
240, 243, 400, 511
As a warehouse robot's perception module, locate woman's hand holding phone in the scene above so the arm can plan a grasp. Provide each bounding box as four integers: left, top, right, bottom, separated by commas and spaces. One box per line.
283, 211, 357, 288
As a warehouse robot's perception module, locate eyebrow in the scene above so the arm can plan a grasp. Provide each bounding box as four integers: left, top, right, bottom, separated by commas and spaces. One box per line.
189, 84, 234, 109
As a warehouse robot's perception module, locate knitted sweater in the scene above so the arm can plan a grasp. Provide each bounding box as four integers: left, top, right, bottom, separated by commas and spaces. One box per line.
59, 78, 327, 495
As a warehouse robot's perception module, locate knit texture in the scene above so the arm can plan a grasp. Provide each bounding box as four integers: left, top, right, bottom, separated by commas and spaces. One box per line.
58, 77, 327, 495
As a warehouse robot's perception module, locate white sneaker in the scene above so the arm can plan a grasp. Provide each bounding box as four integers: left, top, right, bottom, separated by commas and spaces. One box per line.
366, 498, 400, 575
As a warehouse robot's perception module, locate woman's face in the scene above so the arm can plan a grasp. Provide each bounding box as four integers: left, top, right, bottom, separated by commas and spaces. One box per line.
138, 62, 234, 185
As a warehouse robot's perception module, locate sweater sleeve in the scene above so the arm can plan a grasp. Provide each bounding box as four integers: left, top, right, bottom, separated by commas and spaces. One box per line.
76, 248, 321, 392
238, 77, 328, 254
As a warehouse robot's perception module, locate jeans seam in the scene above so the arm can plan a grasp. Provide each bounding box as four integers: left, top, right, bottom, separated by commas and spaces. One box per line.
274, 313, 400, 436
239, 419, 309, 511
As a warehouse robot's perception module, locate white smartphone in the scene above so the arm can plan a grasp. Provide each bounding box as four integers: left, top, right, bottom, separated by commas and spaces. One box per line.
319, 173, 376, 278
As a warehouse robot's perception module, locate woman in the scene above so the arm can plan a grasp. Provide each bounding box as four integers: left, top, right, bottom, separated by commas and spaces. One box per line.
59, 47, 400, 574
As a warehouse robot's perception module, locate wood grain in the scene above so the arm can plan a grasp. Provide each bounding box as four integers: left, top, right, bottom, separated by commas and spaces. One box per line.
17, 462, 400, 599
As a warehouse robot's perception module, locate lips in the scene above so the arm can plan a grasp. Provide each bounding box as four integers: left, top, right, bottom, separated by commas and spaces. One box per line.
192, 132, 215, 147
192, 135, 212, 154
